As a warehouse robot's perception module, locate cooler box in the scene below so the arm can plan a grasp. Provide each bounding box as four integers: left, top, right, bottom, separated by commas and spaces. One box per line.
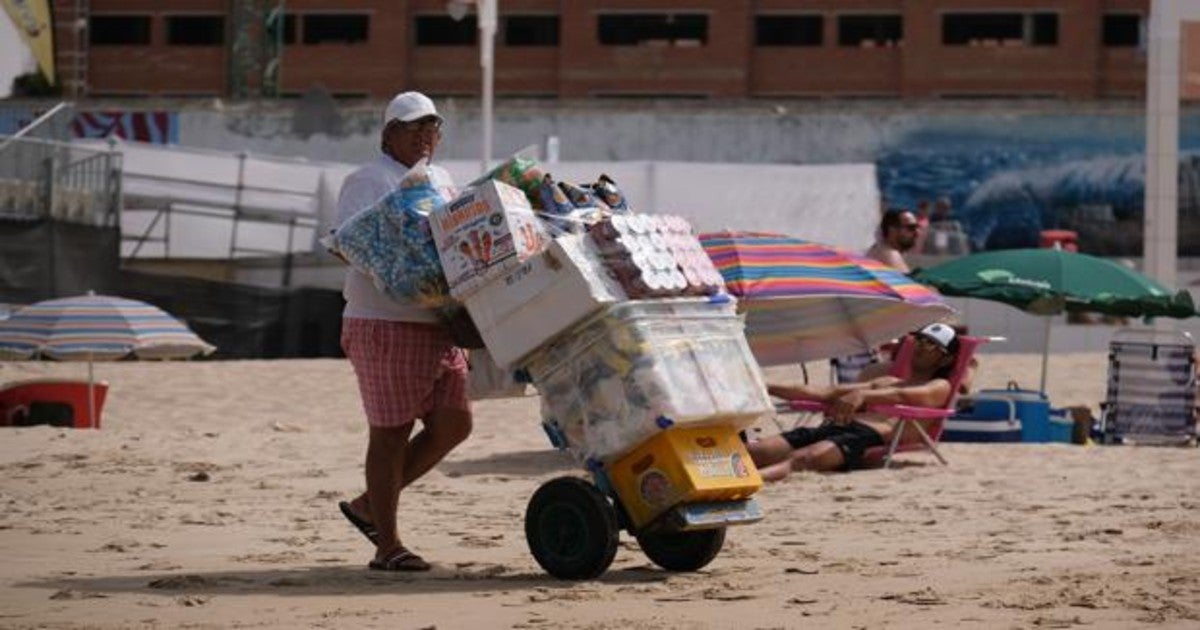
945, 386, 1058, 442
465, 233, 626, 367
944, 394, 1023, 442
526, 296, 772, 463
0, 379, 108, 429
608, 425, 762, 529
1047, 408, 1075, 443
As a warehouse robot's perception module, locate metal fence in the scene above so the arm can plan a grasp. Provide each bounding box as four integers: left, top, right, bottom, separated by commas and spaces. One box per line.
0, 135, 122, 227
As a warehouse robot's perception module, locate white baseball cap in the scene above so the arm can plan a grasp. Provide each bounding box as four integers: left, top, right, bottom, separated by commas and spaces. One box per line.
915, 323, 956, 351
383, 91, 441, 125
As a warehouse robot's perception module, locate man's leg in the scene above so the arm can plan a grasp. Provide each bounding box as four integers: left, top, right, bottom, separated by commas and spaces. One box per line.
399, 407, 472, 489
747, 433, 795, 469
365, 423, 415, 558
759, 441, 846, 482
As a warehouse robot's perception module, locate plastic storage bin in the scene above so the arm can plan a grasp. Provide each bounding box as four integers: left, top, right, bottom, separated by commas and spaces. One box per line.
526, 296, 772, 463
608, 425, 762, 528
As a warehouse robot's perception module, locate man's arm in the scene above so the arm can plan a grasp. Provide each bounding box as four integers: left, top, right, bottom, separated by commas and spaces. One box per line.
881, 248, 910, 273
826, 378, 952, 421
766, 374, 898, 402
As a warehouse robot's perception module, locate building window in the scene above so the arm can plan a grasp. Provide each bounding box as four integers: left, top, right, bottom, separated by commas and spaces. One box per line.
302, 14, 369, 44
943, 13, 1058, 46
597, 13, 708, 47
1103, 13, 1142, 48
89, 15, 151, 45
755, 15, 823, 47
838, 15, 902, 47
1031, 14, 1058, 46
504, 15, 558, 46
166, 16, 225, 46
415, 15, 477, 45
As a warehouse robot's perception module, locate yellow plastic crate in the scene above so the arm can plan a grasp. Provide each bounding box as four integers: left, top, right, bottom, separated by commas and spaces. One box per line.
609, 425, 763, 529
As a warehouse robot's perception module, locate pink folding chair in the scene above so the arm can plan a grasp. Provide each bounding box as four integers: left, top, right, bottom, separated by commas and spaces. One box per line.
785, 334, 988, 468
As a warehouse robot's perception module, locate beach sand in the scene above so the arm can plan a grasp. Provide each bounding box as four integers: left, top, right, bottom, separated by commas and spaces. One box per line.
1, 353, 1197, 629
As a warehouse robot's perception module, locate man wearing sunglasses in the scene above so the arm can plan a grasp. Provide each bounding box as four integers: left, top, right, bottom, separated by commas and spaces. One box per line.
749, 323, 962, 480
866, 208, 920, 273
335, 91, 472, 572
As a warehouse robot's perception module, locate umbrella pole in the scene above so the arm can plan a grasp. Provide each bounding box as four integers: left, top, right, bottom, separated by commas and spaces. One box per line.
86, 355, 95, 430
1039, 315, 1052, 395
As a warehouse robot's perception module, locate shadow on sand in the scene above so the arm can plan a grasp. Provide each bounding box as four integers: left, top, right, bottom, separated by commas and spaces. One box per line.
441, 448, 576, 477
21, 564, 674, 599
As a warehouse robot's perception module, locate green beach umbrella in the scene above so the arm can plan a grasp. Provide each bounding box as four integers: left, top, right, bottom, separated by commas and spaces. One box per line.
913, 248, 1198, 393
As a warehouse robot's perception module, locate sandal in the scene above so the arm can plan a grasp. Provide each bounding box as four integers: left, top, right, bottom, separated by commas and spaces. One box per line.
368, 546, 432, 572
338, 501, 379, 545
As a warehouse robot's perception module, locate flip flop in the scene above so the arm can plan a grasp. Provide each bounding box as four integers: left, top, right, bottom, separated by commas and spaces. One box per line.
369, 546, 431, 572
338, 501, 379, 545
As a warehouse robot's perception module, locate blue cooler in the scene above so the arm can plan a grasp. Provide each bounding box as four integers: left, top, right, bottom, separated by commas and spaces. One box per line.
946, 385, 1053, 442
1047, 408, 1075, 443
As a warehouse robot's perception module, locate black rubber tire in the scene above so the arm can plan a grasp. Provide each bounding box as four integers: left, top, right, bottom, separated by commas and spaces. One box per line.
524, 476, 619, 580
636, 527, 726, 572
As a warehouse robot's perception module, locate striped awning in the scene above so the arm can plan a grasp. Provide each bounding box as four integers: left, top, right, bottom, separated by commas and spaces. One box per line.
701, 232, 954, 365
0, 293, 215, 361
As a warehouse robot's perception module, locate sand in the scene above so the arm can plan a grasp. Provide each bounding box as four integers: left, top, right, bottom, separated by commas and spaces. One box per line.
1, 353, 1198, 629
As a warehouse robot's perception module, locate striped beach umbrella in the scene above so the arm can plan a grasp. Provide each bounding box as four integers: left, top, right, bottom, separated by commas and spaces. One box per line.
701, 232, 954, 366
0, 293, 215, 427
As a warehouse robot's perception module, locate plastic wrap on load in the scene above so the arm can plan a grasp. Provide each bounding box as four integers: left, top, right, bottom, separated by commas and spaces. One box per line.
590, 174, 630, 212
589, 214, 726, 300
525, 297, 772, 463
537, 174, 607, 234
322, 165, 450, 306
469, 156, 545, 209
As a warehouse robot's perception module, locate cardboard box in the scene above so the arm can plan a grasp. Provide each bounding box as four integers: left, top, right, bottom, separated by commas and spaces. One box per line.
465, 233, 626, 367
608, 425, 762, 528
431, 179, 551, 299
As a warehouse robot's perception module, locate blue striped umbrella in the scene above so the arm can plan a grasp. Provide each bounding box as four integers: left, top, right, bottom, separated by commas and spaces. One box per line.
0, 293, 214, 427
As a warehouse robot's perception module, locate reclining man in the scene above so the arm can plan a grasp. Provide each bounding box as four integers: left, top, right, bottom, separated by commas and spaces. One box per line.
748, 323, 964, 481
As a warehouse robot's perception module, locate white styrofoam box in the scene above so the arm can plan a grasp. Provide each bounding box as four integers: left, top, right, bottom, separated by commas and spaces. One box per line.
466, 348, 531, 400
430, 179, 551, 299
465, 233, 627, 367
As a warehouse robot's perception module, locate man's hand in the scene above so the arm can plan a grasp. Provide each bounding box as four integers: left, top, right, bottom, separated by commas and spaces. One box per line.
829, 390, 867, 422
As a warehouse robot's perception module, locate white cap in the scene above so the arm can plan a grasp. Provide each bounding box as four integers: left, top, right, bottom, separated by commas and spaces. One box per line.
916, 323, 956, 350
383, 91, 441, 126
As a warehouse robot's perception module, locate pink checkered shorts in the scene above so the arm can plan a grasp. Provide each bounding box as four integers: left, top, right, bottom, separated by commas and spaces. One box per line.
341, 318, 470, 428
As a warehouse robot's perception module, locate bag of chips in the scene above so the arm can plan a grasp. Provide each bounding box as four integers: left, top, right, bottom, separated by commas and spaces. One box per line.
470, 156, 545, 208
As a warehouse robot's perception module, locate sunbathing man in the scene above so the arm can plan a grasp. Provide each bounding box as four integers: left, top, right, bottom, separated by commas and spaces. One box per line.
748, 323, 963, 481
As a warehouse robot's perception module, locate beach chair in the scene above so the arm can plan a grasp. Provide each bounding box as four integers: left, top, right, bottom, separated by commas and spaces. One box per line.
783, 333, 988, 468
1099, 328, 1196, 445
830, 350, 879, 385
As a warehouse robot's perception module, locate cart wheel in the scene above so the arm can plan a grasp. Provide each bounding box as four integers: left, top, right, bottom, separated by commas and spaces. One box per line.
636, 527, 726, 572
525, 476, 619, 580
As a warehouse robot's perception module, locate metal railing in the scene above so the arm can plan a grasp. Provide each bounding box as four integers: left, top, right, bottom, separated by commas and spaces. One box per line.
0, 134, 122, 226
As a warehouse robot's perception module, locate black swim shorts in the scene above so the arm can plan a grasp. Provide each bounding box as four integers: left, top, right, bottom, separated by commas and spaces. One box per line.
780, 422, 886, 470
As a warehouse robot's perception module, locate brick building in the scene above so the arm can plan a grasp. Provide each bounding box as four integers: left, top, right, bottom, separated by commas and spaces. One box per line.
50, 0, 1173, 100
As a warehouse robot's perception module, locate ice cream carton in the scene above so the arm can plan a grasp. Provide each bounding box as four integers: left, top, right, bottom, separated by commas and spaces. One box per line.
431, 179, 551, 298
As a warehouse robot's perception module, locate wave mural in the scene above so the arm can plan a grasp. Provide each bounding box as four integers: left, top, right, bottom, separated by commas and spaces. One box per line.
875, 113, 1200, 256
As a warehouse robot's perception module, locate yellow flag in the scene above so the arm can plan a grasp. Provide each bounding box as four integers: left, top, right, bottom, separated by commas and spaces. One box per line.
2, 0, 55, 85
